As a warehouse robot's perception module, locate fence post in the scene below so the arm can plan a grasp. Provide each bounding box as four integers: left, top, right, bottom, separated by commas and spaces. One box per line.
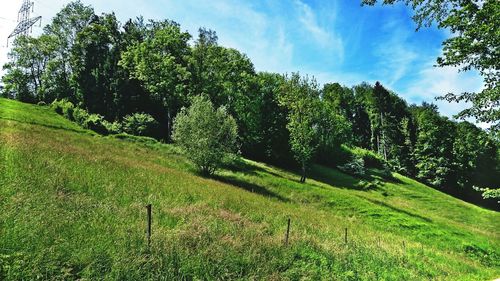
344, 228, 348, 244
284, 218, 291, 246
146, 204, 152, 247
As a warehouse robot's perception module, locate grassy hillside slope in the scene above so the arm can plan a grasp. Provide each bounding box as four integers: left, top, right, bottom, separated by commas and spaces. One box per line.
1, 98, 499, 280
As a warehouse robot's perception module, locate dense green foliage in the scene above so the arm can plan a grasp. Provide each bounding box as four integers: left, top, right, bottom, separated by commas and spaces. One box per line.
51, 99, 156, 137
1, 1, 499, 206
121, 113, 159, 137
362, 0, 499, 130
1, 98, 499, 279
278, 74, 321, 183
172, 96, 238, 175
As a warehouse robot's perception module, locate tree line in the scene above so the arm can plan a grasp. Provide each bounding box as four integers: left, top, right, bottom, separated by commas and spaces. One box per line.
1, 1, 498, 207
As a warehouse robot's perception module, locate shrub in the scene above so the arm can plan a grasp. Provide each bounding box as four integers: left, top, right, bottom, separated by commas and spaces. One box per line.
173, 95, 238, 175
317, 144, 352, 167
63, 105, 75, 121
350, 147, 386, 169
51, 99, 65, 115
337, 155, 365, 176
73, 107, 89, 125
473, 186, 500, 204
84, 114, 109, 135
122, 113, 159, 137
51, 99, 75, 120
102, 120, 122, 135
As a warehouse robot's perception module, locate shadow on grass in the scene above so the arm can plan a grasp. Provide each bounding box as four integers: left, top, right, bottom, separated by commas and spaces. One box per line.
308, 165, 402, 192
308, 165, 374, 191
0, 117, 90, 135
220, 159, 267, 176
221, 158, 286, 180
213, 174, 290, 202
368, 169, 403, 184
362, 197, 433, 223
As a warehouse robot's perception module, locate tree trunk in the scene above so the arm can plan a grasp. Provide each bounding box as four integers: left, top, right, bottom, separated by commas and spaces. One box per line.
300, 162, 306, 183
377, 134, 381, 156
167, 107, 172, 143
380, 112, 388, 161
371, 123, 376, 151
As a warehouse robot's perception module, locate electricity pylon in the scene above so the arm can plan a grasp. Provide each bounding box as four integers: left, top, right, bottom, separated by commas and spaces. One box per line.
7, 0, 42, 46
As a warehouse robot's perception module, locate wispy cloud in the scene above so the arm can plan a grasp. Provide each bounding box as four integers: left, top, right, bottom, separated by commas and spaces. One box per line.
372, 19, 418, 87
156, 1, 297, 74
0, 0, 488, 128
294, 0, 344, 62
404, 58, 486, 126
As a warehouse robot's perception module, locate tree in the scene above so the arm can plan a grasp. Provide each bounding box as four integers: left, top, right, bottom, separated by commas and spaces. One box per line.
453, 121, 499, 190
43, 0, 95, 101
2, 64, 31, 102
189, 29, 259, 154
318, 83, 353, 167
279, 73, 321, 183
352, 83, 374, 149
411, 103, 457, 188
362, 0, 499, 130
2, 35, 56, 103
120, 20, 192, 141
71, 13, 123, 118
172, 95, 238, 175
252, 72, 293, 164
322, 83, 356, 121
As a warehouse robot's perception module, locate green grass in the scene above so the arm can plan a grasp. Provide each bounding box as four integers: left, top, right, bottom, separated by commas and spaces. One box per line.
0, 97, 499, 280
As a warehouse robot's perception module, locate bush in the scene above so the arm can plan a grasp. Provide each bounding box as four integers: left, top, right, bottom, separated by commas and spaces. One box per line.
173, 95, 238, 175
122, 113, 159, 137
51, 99, 75, 120
63, 105, 75, 121
51, 99, 65, 115
51, 100, 117, 136
317, 144, 352, 167
337, 155, 365, 176
102, 120, 122, 135
350, 147, 386, 169
73, 107, 89, 125
84, 114, 109, 135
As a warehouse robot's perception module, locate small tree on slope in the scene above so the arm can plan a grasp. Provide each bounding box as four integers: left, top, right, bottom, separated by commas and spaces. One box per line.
279, 73, 321, 183
173, 95, 238, 175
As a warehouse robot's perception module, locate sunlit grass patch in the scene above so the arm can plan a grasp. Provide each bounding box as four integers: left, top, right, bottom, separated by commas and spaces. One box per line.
1, 98, 499, 280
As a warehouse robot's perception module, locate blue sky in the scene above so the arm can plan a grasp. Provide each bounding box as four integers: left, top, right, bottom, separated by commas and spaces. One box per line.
0, 0, 484, 124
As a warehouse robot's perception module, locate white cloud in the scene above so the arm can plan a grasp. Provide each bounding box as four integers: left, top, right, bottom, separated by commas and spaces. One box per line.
372, 19, 418, 87
294, 0, 344, 62
1, 0, 488, 129
122, 0, 296, 74
404, 60, 489, 127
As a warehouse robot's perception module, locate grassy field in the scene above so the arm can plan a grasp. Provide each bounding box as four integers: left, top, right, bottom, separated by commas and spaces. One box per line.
0, 97, 499, 280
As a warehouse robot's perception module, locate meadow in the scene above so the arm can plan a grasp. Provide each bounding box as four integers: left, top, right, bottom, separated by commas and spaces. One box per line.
0, 97, 499, 280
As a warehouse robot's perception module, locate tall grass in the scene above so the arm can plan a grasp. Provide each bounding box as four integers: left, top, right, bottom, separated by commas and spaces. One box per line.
1, 98, 499, 280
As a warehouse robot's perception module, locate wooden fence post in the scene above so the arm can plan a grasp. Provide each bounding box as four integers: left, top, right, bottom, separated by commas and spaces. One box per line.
146, 204, 152, 247
344, 228, 348, 244
284, 218, 291, 246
